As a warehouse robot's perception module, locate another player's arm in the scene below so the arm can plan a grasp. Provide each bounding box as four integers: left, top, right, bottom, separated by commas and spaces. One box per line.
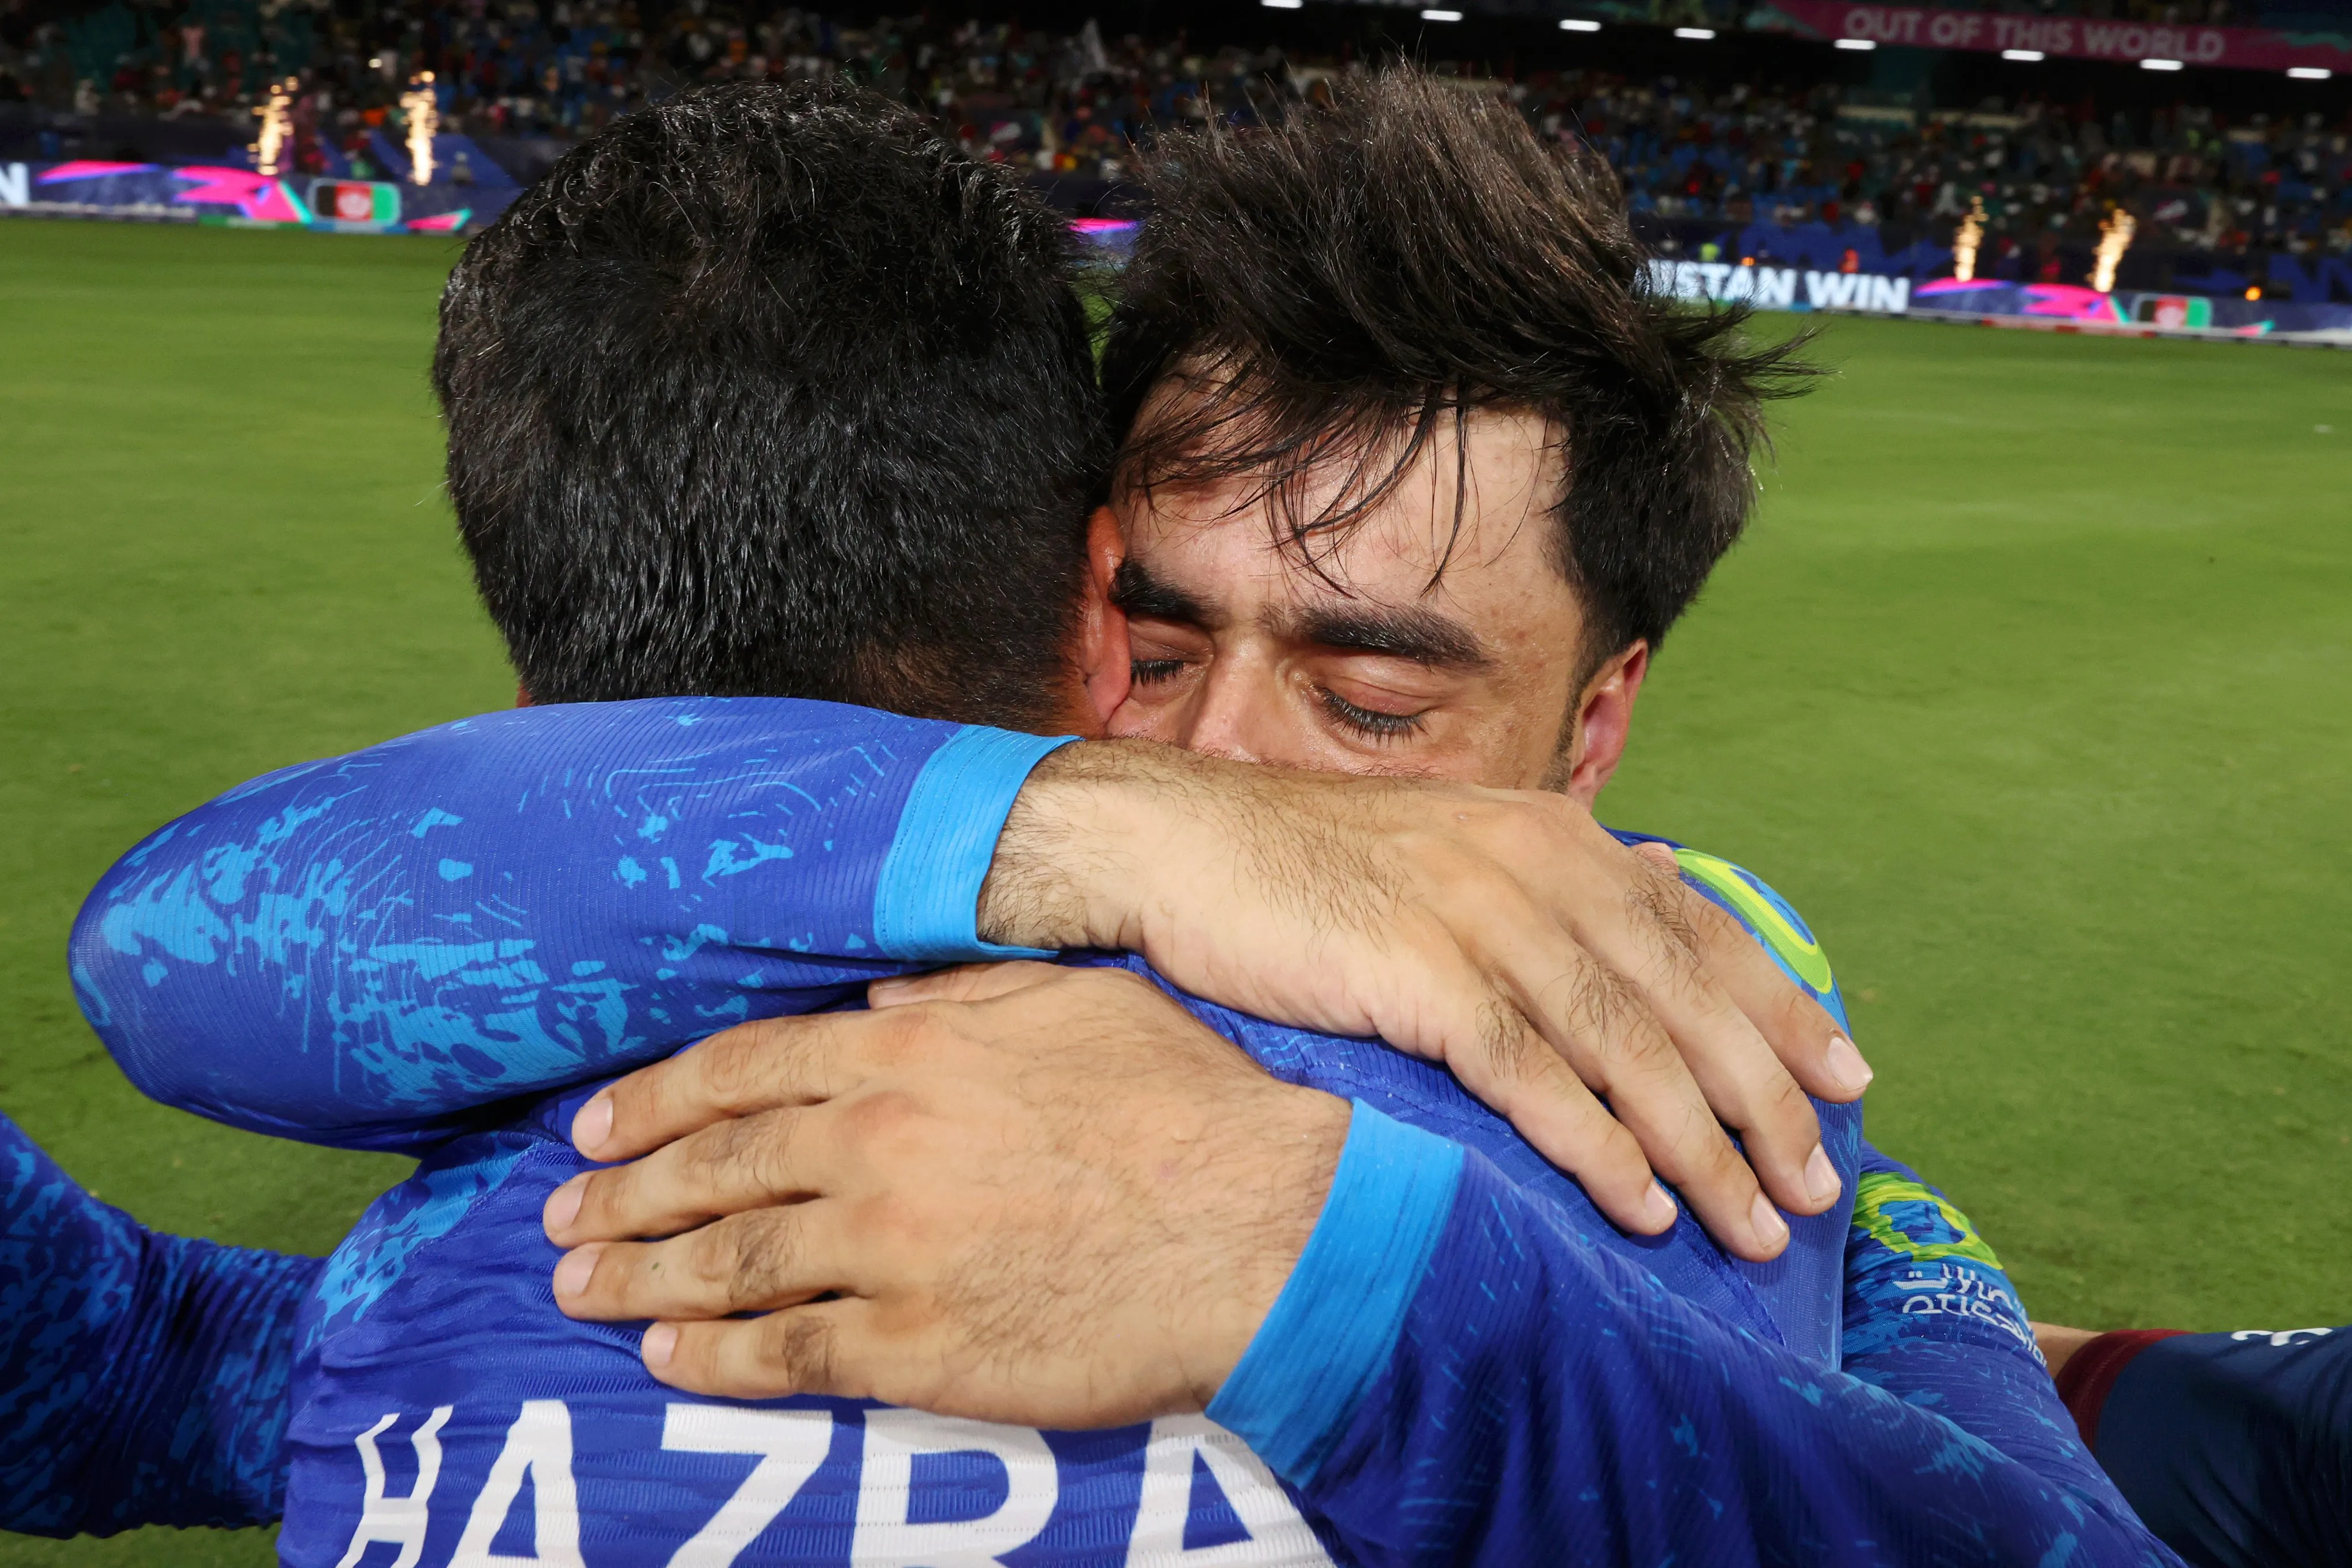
0, 1112, 318, 1536
2048, 1324, 2352, 1568
983, 747, 1869, 1249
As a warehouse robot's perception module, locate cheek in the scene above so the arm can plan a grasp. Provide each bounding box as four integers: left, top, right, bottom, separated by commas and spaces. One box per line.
1104, 694, 1181, 742
1371, 725, 1523, 788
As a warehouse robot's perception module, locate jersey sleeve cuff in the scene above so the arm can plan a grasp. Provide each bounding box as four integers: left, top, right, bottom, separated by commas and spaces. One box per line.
870, 727, 1078, 961
1206, 1101, 1464, 1486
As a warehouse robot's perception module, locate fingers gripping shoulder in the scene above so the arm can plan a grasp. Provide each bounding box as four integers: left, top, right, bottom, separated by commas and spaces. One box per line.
1624, 835, 1844, 1021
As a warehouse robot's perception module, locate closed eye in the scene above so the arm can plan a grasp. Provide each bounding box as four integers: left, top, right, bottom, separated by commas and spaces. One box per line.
1318, 687, 1429, 742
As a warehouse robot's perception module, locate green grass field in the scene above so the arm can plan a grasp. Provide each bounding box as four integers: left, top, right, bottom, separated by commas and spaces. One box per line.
2, 218, 2346, 1565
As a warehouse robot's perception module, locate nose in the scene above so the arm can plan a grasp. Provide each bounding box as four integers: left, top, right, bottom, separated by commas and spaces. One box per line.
1178, 656, 1283, 766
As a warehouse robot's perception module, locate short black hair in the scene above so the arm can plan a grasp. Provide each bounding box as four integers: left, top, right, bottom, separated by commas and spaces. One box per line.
435, 79, 1107, 729
1102, 69, 1813, 665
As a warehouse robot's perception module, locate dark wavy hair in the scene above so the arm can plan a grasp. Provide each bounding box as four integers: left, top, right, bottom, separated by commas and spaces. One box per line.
436, 79, 1108, 727
1102, 68, 1816, 665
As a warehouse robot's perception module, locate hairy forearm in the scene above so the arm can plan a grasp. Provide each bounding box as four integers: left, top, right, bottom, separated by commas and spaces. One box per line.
972, 740, 1154, 950
977, 739, 1413, 953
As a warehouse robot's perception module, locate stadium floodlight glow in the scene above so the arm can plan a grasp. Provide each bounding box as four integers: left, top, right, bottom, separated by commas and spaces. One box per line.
2140, 57, 2184, 70
1560, 17, 1602, 30
2002, 48, 2045, 60
1835, 37, 1875, 49
2288, 65, 2332, 79
1674, 27, 1716, 39
1421, 7, 1463, 18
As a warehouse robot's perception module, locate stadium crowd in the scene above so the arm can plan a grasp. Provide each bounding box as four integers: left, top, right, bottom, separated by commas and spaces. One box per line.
1591, 79, 2352, 271
1, 0, 2347, 270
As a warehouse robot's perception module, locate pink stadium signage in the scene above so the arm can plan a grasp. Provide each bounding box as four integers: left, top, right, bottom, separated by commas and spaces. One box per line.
1757, 0, 2352, 73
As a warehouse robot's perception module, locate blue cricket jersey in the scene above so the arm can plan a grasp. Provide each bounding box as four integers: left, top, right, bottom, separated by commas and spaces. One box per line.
0, 1109, 318, 1536
65, 696, 2182, 1564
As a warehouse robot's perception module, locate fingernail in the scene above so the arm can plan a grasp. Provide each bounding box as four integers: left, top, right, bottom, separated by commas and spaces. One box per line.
1805, 1144, 1843, 1207
552, 1245, 600, 1299
643, 1322, 678, 1370
572, 1091, 614, 1156
1824, 1033, 1875, 1095
543, 1175, 586, 1237
1750, 1191, 1790, 1250
1642, 1180, 1679, 1232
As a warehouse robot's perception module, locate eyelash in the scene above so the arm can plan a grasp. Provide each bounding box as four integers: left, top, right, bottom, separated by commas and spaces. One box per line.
1318, 688, 1429, 742
1129, 659, 1429, 742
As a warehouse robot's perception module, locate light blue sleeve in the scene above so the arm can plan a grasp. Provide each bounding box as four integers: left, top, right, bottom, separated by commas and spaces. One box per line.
1208, 1102, 1461, 1482
71, 696, 1071, 1152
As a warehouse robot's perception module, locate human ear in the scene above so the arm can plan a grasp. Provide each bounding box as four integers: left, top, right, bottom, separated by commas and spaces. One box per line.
1561, 641, 1649, 808
1077, 506, 1132, 722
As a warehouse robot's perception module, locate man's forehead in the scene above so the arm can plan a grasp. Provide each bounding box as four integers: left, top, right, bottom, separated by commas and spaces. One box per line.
1124, 394, 1564, 576
1124, 451, 1569, 613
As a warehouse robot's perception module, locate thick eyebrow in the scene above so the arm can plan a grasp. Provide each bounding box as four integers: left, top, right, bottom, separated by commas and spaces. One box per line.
1110, 557, 1217, 628
1286, 602, 1494, 672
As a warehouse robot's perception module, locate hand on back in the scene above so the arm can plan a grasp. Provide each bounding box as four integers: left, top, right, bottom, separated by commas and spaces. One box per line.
544, 962, 1347, 1426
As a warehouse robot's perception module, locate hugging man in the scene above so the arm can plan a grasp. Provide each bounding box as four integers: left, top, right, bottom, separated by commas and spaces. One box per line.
60, 75, 2175, 1565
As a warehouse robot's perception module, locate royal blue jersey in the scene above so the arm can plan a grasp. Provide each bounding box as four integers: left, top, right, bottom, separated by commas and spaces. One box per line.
67, 697, 2180, 1563
0, 1109, 318, 1536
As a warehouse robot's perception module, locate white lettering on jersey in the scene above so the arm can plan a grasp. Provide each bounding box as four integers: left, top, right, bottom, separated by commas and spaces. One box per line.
1127, 1416, 1335, 1565
333, 1406, 452, 1568
2231, 1326, 2335, 1348
852, 1410, 1058, 1567
452, 1400, 588, 1567
662, 1404, 835, 1567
